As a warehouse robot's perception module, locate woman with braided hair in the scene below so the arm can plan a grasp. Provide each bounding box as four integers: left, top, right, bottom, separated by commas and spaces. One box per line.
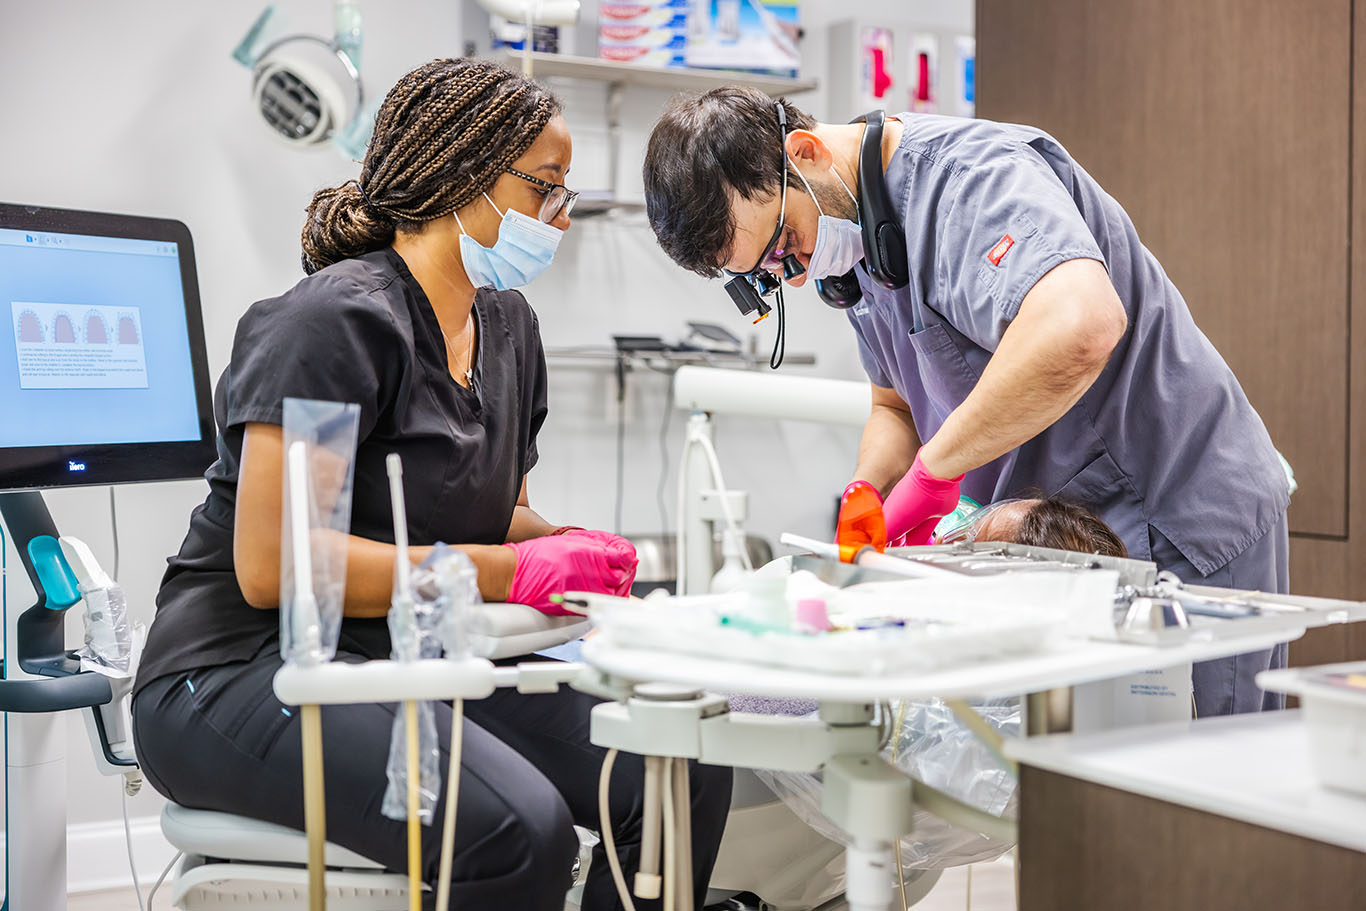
131, 58, 732, 910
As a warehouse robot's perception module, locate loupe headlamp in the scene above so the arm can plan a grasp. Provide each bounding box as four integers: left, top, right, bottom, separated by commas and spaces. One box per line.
724, 268, 780, 320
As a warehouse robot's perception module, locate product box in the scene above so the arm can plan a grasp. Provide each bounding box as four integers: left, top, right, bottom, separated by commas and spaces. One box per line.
599, 0, 690, 68
600, 23, 688, 49
685, 0, 800, 78
827, 19, 975, 119
600, 0, 688, 27
489, 15, 560, 54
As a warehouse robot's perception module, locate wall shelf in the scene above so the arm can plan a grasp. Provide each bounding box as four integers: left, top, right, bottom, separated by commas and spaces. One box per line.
498, 50, 818, 96
495, 50, 816, 214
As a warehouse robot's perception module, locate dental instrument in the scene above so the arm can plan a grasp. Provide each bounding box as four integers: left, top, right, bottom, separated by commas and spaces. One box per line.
429, 550, 481, 911
780, 532, 956, 579
288, 440, 329, 911
386, 453, 425, 911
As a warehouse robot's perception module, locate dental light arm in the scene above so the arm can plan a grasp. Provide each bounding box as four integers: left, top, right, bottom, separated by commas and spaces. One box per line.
674, 366, 871, 427
673, 367, 872, 594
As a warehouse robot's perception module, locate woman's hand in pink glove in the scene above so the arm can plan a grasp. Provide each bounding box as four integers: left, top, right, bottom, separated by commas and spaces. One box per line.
554, 530, 639, 596
504, 533, 639, 616
883, 451, 964, 547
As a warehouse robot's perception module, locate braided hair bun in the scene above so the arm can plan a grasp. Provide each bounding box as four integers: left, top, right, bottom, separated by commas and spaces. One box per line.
301, 58, 560, 275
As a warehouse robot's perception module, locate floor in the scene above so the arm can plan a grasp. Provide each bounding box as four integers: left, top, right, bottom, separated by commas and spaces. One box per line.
67, 857, 1017, 911
912, 858, 1016, 911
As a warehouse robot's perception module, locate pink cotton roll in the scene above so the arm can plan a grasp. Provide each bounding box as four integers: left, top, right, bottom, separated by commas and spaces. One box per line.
795, 598, 833, 632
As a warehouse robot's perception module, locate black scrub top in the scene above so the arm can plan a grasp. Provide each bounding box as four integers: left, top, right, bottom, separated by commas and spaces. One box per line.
134, 248, 548, 697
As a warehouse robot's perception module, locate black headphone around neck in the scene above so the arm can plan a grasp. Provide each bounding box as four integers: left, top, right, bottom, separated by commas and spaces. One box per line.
813, 111, 909, 309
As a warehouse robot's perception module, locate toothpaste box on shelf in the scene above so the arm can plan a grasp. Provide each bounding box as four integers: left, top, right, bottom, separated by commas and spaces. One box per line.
599, 0, 689, 68
600, 0, 689, 27
687, 0, 800, 79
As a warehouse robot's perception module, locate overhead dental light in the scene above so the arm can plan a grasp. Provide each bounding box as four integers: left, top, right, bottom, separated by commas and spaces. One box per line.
232, 2, 375, 158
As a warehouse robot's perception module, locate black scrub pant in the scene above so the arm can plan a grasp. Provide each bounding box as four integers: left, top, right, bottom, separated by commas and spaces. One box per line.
132, 644, 732, 911
1149, 512, 1290, 717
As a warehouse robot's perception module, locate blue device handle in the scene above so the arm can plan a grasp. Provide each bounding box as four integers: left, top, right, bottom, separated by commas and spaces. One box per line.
25, 536, 81, 611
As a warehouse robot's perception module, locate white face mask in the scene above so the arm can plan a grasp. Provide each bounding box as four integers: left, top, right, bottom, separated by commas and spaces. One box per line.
789, 160, 863, 280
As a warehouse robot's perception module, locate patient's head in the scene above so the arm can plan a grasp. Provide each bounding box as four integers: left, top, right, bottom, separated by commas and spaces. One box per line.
936, 497, 1127, 557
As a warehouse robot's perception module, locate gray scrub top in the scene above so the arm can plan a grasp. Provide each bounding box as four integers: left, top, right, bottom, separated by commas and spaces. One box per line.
848, 113, 1289, 573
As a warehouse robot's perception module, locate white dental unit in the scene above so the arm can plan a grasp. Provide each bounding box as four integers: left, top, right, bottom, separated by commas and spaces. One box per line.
3, 202, 1366, 911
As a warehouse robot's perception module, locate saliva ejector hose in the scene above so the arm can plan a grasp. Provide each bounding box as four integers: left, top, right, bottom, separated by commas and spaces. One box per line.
287, 440, 328, 911
386, 453, 424, 911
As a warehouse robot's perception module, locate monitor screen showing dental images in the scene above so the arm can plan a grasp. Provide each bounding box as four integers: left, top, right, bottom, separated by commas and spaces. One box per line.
0, 203, 217, 490
958, 497, 1127, 558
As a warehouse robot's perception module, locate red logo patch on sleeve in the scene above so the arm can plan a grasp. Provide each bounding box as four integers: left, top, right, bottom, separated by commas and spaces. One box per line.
988, 234, 1015, 266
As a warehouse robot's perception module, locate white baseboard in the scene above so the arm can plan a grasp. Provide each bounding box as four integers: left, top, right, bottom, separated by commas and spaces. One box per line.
66, 814, 178, 895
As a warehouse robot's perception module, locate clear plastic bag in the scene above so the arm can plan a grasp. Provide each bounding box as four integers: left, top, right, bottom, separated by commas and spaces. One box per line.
280, 398, 360, 666
78, 583, 132, 671
381, 565, 444, 825
57, 535, 142, 677
418, 544, 483, 660
754, 697, 1020, 871
76, 583, 147, 679
382, 697, 441, 825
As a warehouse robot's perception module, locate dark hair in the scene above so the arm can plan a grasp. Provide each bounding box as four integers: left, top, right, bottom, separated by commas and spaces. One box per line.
642, 86, 816, 278
300, 58, 560, 274
1015, 497, 1128, 558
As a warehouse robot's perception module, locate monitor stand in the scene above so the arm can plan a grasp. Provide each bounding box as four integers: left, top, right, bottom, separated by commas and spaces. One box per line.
0, 492, 118, 911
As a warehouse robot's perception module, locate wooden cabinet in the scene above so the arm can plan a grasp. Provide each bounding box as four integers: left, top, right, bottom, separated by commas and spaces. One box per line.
977, 0, 1365, 639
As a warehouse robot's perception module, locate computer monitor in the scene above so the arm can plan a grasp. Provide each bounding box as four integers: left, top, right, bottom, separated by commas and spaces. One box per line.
0, 202, 217, 490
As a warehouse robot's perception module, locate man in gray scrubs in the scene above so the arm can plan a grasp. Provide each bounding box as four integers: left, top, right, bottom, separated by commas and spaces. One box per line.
642, 87, 1292, 716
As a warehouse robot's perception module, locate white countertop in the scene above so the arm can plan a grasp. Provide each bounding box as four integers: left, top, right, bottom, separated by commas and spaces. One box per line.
1005, 710, 1366, 853
581, 627, 1302, 702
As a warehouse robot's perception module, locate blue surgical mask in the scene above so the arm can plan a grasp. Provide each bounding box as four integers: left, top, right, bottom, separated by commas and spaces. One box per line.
789, 160, 864, 280
454, 193, 564, 290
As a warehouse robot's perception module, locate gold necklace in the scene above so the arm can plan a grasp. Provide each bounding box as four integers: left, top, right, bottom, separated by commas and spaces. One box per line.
438, 310, 476, 386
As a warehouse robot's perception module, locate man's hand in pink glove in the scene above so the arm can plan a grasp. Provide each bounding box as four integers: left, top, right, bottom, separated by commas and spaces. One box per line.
504, 533, 639, 616
883, 452, 964, 547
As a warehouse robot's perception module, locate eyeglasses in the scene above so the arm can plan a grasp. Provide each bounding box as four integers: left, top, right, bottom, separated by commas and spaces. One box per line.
934, 499, 1026, 544
506, 167, 579, 223
743, 168, 789, 274
721, 163, 805, 320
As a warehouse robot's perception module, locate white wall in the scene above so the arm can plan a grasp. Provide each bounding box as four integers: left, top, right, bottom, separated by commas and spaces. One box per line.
0, 0, 969, 869
0, 0, 471, 842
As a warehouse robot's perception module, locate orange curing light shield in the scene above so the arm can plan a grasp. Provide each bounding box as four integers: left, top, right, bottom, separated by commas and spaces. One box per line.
835, 481, 887, 563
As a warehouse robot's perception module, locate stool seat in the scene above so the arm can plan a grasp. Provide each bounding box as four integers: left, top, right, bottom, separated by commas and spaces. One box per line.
161, 803, 385, 870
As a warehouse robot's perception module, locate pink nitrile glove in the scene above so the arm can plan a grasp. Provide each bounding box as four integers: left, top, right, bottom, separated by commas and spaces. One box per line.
555, 530, 640, 596
504, 533, 639, 616
883, 452, 964, 547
